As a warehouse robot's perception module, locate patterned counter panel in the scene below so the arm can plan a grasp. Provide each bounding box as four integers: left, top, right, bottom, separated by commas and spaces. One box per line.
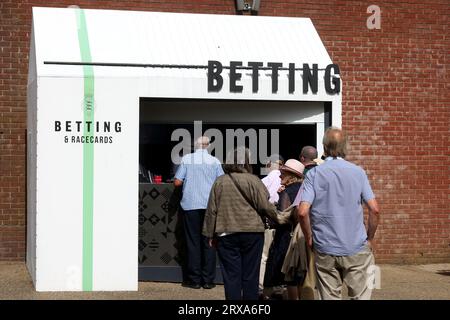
138, 183, 222, 283
138, 183, 186, 281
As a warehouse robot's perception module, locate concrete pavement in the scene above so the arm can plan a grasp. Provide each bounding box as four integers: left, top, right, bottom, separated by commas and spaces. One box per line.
0, 262, 449, 300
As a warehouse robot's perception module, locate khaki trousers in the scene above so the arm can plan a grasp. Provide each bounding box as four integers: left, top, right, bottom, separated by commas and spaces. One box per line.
314, 244, 375, 300
259, 229, 275, 291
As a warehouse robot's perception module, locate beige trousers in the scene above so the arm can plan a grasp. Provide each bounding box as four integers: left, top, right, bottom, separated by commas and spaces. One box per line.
259, 229, 275, 291
314, 244, 375, 300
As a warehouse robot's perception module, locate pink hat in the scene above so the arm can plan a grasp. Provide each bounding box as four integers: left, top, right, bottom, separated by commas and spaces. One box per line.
280, 159, 305, 177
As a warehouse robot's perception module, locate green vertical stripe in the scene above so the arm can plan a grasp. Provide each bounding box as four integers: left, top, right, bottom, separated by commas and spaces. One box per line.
76, 9, 94, 291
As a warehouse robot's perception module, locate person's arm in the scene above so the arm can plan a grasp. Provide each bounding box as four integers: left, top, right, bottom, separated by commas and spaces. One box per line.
173, 162, 186, 188
296, 169, 315, 247
366, 198, 380, 249
298, 202, 313, 248
202, 182, 218, 242
251, 178, 294, 225
252, 179, 283, 223
361, 169, 380, 248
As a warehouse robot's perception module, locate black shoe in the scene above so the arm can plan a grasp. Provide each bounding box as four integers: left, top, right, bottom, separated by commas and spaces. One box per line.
270, 292, 284, 300
202, 283, 216, 289
182, 282, 201, 289
259, 293, 270, 300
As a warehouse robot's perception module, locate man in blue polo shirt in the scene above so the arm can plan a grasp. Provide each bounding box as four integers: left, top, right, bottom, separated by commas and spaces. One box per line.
174, 136, 224, 289
297, 127, 380, 300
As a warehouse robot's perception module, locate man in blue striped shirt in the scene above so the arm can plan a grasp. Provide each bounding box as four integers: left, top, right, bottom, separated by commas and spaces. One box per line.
174, 136, 224, 289
298, 127, 380, 300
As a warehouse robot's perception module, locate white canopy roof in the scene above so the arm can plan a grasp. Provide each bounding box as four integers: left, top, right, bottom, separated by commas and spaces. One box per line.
30, 6, 342, 122
31, 7, 333, 79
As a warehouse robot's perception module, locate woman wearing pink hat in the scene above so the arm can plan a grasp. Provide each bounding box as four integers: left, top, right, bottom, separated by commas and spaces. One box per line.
263, 159, 305, 300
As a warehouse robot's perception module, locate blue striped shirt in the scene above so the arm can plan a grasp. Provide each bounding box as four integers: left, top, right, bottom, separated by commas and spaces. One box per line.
175, 149, 224, 210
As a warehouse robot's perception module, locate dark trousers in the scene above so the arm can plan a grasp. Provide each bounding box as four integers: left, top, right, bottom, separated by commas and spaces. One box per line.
182, 209, 216, 285
217, 232, 264, 300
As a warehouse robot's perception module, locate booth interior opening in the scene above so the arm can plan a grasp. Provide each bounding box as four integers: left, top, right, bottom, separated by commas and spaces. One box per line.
139, 98, 323, 183
137, 98, 322, 282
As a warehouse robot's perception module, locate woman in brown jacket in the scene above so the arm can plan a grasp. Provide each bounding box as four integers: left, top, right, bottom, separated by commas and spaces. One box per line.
202, 147, 285, 300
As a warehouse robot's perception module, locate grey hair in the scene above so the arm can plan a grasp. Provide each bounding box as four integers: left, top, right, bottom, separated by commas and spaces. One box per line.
322, 126, 347, 158
194, 136, 210, 149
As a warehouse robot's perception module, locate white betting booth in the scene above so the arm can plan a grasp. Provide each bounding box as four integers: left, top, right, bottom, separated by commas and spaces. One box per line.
27, 7, 341, 291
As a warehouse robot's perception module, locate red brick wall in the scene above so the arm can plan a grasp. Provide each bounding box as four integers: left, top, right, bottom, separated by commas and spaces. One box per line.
0, 0, 448, 263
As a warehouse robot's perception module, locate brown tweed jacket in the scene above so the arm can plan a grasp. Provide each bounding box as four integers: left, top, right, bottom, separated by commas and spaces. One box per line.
202, 172, 286, 238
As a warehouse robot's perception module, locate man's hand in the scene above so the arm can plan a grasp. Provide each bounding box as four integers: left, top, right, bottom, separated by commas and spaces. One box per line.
367, 239, 375, 251
306, 234, 313, 248
174, 178, 183, 188
366, 198, 380, 249
208, 238, 217, 248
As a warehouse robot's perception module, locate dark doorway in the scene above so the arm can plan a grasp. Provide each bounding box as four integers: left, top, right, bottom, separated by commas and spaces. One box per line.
138, 121, 316, 282
139, 122, 316, 182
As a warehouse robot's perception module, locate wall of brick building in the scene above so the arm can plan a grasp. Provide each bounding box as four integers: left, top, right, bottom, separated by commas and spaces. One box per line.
0, 0, 448, 263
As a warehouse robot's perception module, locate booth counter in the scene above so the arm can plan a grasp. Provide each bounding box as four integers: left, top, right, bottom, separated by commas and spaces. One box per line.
138, 183, 222, 283
138, 183, 185, 281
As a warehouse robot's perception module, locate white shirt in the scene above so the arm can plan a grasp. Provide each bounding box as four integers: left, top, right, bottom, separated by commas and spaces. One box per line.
261, 169, 281, 204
